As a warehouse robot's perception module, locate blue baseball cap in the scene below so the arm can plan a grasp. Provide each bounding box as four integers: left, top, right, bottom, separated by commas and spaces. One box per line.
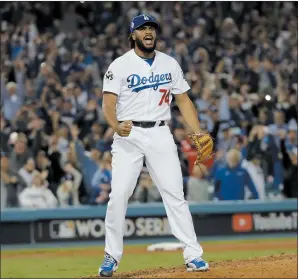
130, 14, 159, 33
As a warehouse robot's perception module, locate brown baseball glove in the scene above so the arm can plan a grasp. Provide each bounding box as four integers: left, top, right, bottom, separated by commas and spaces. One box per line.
188, 133, 214, 165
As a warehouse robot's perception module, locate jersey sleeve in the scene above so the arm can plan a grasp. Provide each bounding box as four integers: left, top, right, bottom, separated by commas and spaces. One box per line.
171, 59, 190, 95
102, 61, 122, 96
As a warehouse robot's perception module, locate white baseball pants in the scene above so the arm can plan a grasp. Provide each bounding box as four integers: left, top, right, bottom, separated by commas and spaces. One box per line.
104, 125, 203, 263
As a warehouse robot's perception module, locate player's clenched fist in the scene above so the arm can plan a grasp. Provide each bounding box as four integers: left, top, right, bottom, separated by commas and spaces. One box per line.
116, 120, 133, 137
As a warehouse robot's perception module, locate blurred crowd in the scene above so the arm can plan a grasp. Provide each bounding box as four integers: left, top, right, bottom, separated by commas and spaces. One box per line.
0, 2, 297, 209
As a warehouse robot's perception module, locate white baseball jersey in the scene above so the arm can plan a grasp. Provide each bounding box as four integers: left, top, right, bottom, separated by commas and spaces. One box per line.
101, 49, 205, 265
103, 49, 190, 121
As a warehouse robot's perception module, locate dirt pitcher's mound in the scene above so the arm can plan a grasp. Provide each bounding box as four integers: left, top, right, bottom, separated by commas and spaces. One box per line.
110, 254, 297, 278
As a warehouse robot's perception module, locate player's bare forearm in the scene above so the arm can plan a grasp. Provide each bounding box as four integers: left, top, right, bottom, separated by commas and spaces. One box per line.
102, 92, 132, 137
102, 92, 119, 131
175, 93, 202, 134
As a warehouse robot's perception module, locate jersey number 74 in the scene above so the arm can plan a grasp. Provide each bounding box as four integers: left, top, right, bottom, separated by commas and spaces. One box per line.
158, 89, 170, 106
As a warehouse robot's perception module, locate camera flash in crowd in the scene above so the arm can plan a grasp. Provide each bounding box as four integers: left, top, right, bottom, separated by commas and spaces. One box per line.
265, 95, 271, 101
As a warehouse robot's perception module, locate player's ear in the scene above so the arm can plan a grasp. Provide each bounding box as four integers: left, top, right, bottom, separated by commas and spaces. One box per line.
131, 32, 136, 41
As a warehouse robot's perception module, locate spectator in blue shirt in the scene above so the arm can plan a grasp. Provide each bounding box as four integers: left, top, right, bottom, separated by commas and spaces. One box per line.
70, 124, 101, 195
214, 149, 259, 200
268, 110, 288, 147
1, 72, 25, 122
89, 151, 112, 205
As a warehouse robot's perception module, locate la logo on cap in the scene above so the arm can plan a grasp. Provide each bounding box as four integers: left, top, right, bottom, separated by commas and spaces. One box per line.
143, 15, 149, 20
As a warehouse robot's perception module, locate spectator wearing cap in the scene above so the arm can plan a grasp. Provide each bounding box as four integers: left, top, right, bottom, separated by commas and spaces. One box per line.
56, 162, 82, 206
214, 149, 259, 200
18, 171, 58, 208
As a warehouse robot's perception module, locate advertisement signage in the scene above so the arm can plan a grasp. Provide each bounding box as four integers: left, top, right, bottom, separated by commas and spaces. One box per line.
1, 211, 297, 245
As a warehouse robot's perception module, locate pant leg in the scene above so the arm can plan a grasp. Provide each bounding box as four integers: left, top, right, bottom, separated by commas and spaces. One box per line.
105, 134, 144, 263
144, 126, 203, 263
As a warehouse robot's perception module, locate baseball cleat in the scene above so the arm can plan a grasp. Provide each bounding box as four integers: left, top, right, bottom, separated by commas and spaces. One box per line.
186, 258, 209, 272
98, 253, 118, 277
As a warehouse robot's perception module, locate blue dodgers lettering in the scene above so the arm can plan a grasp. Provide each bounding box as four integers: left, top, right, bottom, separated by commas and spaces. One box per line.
127, 72, 172, 92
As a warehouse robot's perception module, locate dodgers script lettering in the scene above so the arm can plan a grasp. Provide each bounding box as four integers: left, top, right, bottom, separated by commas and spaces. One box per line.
127, 72, 172, 92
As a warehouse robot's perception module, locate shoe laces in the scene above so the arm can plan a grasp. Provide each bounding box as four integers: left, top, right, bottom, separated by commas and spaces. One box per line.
102, 254, 116, 268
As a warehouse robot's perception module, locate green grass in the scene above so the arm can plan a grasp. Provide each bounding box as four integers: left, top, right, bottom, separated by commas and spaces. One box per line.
1, 237, 297, 278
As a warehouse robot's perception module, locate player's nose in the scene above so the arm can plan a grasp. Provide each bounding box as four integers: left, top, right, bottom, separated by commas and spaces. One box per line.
145, 27, 153, 34
144, 31, 153, 38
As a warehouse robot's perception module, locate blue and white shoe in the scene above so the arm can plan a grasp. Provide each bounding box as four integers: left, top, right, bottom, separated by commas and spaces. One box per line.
186, 258, 209, 272
98, 253, 118, 277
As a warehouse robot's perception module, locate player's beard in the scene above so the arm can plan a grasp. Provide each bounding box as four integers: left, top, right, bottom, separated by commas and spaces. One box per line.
135, 37, 157, 53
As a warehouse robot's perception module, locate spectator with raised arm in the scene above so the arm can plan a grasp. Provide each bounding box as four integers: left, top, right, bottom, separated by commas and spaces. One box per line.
1, 59, 26, 122
70, 124, 101, 195
56, 162, 82, 206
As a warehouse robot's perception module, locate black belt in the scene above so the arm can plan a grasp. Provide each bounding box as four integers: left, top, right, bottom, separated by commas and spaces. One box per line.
120, 121, 166, 128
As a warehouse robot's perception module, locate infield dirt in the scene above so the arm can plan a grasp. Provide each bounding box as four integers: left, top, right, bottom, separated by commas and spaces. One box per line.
81, 239, 297, 279
111, 254, 297, 278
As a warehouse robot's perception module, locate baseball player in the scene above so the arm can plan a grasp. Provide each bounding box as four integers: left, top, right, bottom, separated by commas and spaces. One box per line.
99, 14, 209, 277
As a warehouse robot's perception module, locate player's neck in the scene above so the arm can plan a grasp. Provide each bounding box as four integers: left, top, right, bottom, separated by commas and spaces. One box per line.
134, 47, 155, 59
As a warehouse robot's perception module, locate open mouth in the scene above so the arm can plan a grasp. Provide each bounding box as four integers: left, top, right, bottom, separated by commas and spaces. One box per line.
144, 36, 153, 44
